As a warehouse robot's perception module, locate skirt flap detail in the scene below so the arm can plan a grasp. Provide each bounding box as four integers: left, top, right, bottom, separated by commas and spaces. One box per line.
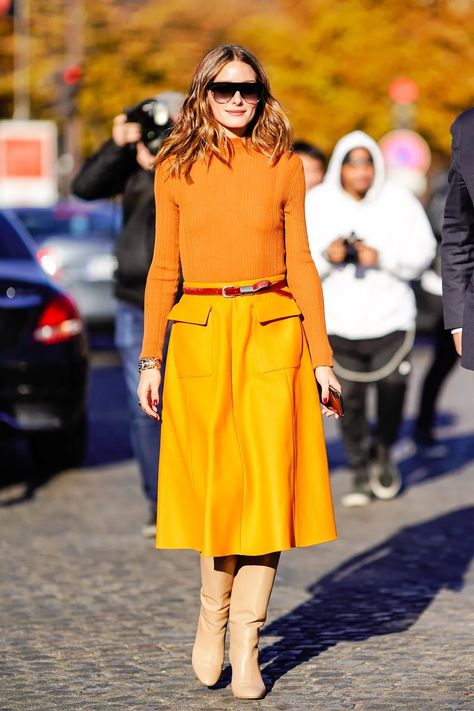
167, 297, 212, 325
252, 294, 302, 324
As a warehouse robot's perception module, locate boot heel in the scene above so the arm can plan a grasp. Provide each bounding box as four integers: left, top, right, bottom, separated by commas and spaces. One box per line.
229, 627, 266, 699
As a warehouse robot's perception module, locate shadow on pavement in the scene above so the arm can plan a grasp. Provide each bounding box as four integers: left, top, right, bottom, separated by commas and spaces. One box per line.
400, 432, 474, 489
256, 506, 474, 691
326, 412, 474, 493
0, 434, 57, 505
325, 412, 457, 471
85, 362, 133, 467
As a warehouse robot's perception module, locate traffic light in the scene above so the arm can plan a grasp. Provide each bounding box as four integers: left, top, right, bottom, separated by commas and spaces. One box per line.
389, 77, 419, 130
55, 64, 82, 119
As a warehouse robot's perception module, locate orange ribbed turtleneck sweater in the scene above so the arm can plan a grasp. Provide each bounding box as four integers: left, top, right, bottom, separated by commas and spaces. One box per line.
140, 137, 333, 368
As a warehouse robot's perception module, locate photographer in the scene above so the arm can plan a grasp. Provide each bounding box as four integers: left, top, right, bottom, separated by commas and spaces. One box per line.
72, 92, 184, 537
306, 131, 436, 507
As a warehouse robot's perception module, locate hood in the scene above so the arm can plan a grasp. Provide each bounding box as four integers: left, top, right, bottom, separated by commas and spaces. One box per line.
323, 130, 386, 202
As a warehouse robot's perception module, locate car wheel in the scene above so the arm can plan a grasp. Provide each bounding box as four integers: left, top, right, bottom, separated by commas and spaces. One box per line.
28, 415, 87, 472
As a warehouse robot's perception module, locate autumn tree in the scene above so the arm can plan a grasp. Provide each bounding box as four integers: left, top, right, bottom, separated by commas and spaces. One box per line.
0, 0, 472, 157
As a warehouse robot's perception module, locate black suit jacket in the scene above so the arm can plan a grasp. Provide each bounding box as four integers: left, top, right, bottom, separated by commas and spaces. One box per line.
441, 107, 474, 370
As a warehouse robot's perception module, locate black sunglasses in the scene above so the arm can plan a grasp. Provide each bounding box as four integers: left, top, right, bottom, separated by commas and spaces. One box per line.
207, 82, 266, 105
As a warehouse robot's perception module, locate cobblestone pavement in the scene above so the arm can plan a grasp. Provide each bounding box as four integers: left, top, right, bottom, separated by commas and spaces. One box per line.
1, 345, 473, 711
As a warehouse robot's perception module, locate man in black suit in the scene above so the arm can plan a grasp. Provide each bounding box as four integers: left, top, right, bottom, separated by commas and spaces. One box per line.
441, 107, 474, 371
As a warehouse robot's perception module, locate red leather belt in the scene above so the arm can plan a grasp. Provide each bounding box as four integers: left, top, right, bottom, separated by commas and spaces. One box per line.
182, 278, 293, 299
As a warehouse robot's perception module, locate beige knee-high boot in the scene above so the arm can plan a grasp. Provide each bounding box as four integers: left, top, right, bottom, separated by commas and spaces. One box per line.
228, 552, 280, 699
192, 554, 238, 686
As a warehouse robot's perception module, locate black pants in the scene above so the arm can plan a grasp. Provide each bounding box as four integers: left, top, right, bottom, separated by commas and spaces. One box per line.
329, 331, 411, 473
415, 314, 458, 437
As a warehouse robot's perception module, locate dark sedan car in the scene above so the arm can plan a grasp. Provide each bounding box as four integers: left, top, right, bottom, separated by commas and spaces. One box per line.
0, 211, 88, 470
14, 200, 121, 325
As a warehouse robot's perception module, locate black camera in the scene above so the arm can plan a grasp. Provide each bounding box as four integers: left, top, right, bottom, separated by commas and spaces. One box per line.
342, 231, 363, 264
124, 98, 173, 155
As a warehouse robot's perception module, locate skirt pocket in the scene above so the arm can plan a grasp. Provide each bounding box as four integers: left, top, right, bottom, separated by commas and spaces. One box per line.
252, 295, 303, 372
167, 297, 213, 377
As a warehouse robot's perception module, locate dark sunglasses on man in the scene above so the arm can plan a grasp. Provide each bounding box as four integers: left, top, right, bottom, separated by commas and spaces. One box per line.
207, 82, 266, 105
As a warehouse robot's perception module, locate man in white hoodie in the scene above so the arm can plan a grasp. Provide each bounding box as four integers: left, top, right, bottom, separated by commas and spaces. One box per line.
306, 131, 436, 507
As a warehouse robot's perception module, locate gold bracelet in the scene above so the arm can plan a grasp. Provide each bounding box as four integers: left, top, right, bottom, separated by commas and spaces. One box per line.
138, 357, 162, 373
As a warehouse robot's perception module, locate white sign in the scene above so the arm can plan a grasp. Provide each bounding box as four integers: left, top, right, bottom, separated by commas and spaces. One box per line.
0, 120, 58, 207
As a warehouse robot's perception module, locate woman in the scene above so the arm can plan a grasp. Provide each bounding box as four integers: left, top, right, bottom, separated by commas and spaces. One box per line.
137, 45, 339, 700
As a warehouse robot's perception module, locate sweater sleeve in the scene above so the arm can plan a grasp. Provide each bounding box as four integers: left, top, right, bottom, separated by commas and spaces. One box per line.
377, 187, 436, 281
140, 163, 180, 361
72, 140, 134, 199
284, 156, 334, 368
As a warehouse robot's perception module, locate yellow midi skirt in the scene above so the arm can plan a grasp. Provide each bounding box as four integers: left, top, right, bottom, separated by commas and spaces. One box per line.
156, 274, 337, 556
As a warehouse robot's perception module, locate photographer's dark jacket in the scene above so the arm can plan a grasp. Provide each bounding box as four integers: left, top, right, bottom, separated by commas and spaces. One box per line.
305, 131, 436, 339
72, 139, 155, 308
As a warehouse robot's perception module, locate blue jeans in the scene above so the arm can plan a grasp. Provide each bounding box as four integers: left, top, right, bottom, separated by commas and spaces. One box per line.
114, 300, 170, 507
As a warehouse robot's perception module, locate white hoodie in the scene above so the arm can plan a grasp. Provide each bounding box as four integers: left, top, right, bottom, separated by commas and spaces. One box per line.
305, 131, 436, 339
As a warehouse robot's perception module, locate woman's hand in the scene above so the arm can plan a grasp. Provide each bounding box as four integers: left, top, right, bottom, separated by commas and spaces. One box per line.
137, 368, 162, 420
315, 365, 342, 419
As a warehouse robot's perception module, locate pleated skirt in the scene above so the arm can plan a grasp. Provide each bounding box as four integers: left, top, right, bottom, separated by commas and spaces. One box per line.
156, 273, 337, 556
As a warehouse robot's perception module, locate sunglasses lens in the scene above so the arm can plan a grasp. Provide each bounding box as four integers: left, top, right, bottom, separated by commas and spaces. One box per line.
211, 86, 235, 103
209, 83, 263, 104
241, 86, 261, 102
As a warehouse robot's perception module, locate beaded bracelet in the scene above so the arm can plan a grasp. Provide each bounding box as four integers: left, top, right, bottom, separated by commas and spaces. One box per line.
138, 357, 162, 373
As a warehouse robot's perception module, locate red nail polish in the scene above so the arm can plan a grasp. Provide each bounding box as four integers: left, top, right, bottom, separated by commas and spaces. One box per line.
153, 400, 158, 406
323, 397, 328, 404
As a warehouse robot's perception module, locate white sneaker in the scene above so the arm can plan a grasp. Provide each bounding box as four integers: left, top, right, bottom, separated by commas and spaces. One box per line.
141, 509, 157, 539
141, 522, 157, 539
341, 491, 372, 507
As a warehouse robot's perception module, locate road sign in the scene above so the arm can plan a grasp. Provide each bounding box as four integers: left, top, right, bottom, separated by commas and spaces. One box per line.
379, 129, 431, 172
0, 120, 58, 207
379, 129, 432, 196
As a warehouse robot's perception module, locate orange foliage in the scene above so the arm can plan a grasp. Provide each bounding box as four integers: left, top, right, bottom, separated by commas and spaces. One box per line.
0, 0, 472, 155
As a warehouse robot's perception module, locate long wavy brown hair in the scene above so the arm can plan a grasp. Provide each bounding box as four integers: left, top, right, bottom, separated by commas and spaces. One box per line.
155, 45, 293, 181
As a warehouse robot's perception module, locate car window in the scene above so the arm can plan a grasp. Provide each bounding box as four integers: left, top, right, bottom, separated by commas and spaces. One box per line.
0, 214, 33, 260
15, 206, 119, 241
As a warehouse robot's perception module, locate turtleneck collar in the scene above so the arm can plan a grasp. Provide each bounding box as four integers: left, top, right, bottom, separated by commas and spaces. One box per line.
228, 135, 251, 153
